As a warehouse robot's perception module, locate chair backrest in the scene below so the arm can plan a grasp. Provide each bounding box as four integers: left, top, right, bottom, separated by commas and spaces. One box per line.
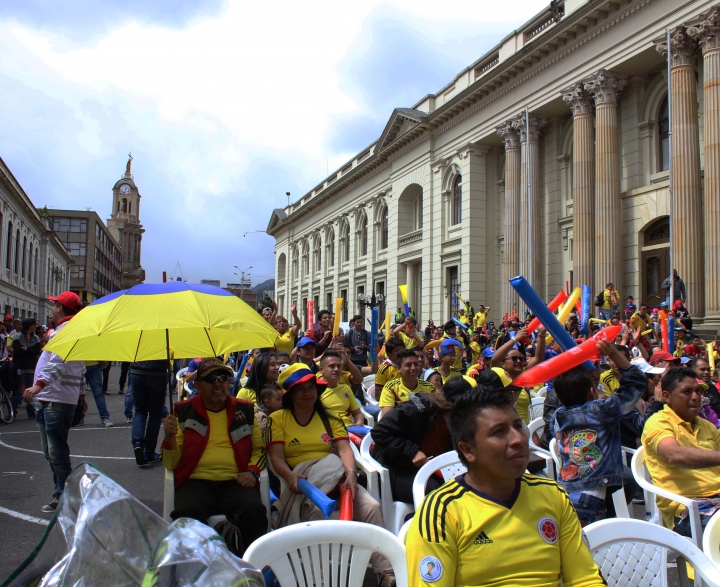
585, 518, 720, 587
548, 439, 561, 474
243, 520, 409, 587
362, 374, 375, 390
702, 509, 720, 570
529, 397, 545, 421
360, 432, 379, 468
527, 417, 545, 450
412, 451, 467, 509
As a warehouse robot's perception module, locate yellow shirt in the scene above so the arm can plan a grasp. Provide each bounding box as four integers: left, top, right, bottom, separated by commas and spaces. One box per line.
469, 342, 481, 364
473, 311, 489, 330
161, 407, 266, 479
458, 314, 471, 327
398, 331, 424, 349
642, 405, 720, 528
274, 330, 296, 354
321, 383, 361, 427
236, 387, 258, 405
438, 368, 463, 384
599, 370, 619, 396
406, 475, 605, 587
375, 361, 399, 388
515, 389, 531, 424
378, 378, 436, 408
265, 408, 348, 469
600, 289, 620, 310
629, 312, 651, 332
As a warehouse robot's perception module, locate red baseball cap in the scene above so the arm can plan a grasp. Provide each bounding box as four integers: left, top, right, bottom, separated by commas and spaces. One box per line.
48, 291, 83, 311
3, 314, 12, 322
649, 349, 678, 364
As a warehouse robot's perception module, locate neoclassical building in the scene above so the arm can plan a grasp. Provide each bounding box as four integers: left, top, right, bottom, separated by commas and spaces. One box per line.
268, 0, 720, 337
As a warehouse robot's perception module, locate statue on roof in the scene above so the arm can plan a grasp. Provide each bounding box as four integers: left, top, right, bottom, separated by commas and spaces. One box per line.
125, 152, 133, 175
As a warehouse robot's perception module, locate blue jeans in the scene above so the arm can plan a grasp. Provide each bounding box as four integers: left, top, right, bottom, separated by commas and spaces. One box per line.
598, 308, 613, 321
131, 372, 167, 459
84, 364, 109, 421
569, 492, 607, 527
364, 404, 381, 418
36, 401, 76, 499
124, 380, 134, 420
11, 370, 35, 417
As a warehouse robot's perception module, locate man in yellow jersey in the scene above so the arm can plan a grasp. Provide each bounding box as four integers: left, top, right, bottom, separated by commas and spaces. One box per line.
375, 338, 405, 389
642, 366, 720, 535
436, 340, 463, 384
319, 350, 364, 427
378, 349, 436, 415
406, 386, 605, 587
599, 344, 631, 396
472, 305, 491, 331
161, 358, 267, 556
274, 302, 301, 354
393, 317, 425, 349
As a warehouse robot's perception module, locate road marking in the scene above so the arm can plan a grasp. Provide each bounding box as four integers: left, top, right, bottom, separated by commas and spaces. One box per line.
0, 427, 128, 435
0, 438, 134, 460
0, 506, 49, 526
2, 471, 27, 475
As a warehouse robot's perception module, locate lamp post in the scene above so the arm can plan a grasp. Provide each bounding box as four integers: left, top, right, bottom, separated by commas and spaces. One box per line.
357, 291, 384, 362
234, 265, 252, 302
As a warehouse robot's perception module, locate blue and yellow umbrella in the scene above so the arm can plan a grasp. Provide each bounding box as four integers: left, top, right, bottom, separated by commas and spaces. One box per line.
44, 282, 279, 362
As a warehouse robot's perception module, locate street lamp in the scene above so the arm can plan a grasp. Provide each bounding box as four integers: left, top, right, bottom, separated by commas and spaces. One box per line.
234, 266, 252, 300
357, 291, 384, 309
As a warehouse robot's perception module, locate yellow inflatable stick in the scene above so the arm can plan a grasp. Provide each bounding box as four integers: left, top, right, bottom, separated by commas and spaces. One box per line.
332, 298, 343, 336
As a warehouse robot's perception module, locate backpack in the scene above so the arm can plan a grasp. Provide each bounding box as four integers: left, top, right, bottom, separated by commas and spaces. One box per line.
594, 291, 606, 307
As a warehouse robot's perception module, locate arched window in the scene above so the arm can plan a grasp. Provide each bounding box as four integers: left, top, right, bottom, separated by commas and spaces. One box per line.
340, 221, 350, 263
398, 184, 423, 235
14, 229, 20, 274
358, 213, 368, 257
29, 243, 33, 284
326, 227, 335, 268
658, 96, 669, 172
380, 206, 389, 250
129, 201, 132, 214
121, 198, 127, 213
6, 221, 12, 270
34, 248, 38, 285
291, 247, 299, 281
301, 240, 309, 277
452, 175, 462, 225
277, 253, 286, 281
313, 236, 321, 273
21, 236, 27, 278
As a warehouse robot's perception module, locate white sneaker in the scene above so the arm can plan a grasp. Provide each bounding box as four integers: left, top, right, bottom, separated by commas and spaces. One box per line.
101, 419, 114, 428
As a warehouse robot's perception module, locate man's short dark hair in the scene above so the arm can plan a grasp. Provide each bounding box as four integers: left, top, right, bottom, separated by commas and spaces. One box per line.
689, 358, 709, 372
385, 337, 405, 355
320, 349, 341, 365
396, 349, 417, 366
56, 302, 79, 317
662, 367, 698, 393
274, 351, 291, 363
443, 376, 473, 404
406, 316, 418, 326
443, 320, 456, 332
260, 382, 282, 403
613, 344, 631, 361
554, 366, 594, 408
450, 385, 514, 466
351, 314, 363, 323
318, 309, 331, 320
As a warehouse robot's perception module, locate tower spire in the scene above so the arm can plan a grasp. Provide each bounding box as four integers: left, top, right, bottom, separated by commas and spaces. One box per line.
125, 152, 133, 177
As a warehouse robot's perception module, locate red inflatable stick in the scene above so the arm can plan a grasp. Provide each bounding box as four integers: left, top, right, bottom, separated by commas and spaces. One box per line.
339, 485, 353, 521
575, 301, 582, 320
513, 325, 622, 388
520, 290, 569, 343
659, 310, 669, 353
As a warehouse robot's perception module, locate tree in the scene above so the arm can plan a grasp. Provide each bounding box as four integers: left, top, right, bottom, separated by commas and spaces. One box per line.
257, 294, 274, 314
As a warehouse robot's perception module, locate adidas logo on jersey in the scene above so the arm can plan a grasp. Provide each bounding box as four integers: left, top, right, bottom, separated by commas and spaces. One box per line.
474, 531, 493, 545
287, 438, 301, 447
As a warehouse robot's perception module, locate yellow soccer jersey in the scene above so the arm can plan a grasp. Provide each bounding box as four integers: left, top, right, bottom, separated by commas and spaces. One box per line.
398, 331, 424, 349
407, 474, 605, 587
439, 369, 463, 384
441, 334, 463, 370
265, 408, 347, 469
469, 342, 481, 363
378, 378, 436, 408
375, 361, 399, 388
236, 387, 258, 405
274, 330, 296, 354
599, 370, 619, 396
321, 383, 361, 427
473, 311, 489, 330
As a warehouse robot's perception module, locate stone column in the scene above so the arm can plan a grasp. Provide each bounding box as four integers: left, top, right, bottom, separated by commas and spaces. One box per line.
512, 112, 546, 294
655, 28, 705, 317
496, 122, 521, 314
690, 10, 720, 325
561, 83, 595, 291
584, 70, 626, 295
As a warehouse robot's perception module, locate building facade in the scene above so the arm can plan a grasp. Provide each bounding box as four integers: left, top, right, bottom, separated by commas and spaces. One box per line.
107, 156, 146, 288
268, 0, 720, 337
0, 158, 73, 324
49, 210, 123, 302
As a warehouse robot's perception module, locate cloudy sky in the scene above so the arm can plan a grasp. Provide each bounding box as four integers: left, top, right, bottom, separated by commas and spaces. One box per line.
0, 0, 548, 288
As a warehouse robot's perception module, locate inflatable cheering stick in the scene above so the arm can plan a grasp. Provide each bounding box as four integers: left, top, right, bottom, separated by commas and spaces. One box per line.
297, 479, 336, 519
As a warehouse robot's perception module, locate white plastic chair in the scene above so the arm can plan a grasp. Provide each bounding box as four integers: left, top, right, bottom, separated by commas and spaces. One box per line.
359, 432, 414, 535
702, 511, 720, 571
175, 367, 188, 396
411, 451, 466, 509
631, 446, 703, 549
163, 468, 272, 530
549, 439, 630, 519
243, 520, 409, 587
363, 385, 379, 407
529, 396, 545, 421
585, 518, 720, 587
362, 375, 376, 393
527, 417, 555, 480
358, 406, 375, 428
530, 385, 548, 398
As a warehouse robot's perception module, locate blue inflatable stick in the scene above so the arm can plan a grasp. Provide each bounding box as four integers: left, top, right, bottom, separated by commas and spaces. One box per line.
509, 276, 594, 370
369, 307, 379, 362
451, 317, 469, 330
580, 284, 591, 336
297, 478, 336, 519
348, 425, 371, 436
237, 350, 252, 380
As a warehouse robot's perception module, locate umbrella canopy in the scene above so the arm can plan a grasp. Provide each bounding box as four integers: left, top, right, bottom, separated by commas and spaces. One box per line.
44, 282, 279, 362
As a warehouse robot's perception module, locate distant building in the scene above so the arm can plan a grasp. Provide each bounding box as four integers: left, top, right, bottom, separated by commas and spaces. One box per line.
107, 155, 145, 288
225, 283, 257, 307
48, 210, 123, 302
0, 157, 73, 323
201, 279, 221, 287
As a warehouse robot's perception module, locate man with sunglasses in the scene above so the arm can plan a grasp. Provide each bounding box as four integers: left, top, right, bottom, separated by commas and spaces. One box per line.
162, 357, 267, 556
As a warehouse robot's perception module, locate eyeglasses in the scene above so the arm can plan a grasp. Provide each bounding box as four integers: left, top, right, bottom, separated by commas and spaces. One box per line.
199, 373, 230, 384
505, 356, 527, 363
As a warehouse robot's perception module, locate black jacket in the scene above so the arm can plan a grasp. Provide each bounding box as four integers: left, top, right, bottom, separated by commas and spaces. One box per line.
370, 393, 449, 466
131, 360, 170, 375
12, 334, 42, 370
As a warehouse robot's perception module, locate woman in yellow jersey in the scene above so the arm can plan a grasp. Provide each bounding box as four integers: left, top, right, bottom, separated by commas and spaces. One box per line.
237, 352, 280, 405
273, 302, 301, 354
264, 363, 395, 585
406, 386, 606, 587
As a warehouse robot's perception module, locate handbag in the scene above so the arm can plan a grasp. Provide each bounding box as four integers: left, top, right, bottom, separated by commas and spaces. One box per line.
71, 395, 85, 427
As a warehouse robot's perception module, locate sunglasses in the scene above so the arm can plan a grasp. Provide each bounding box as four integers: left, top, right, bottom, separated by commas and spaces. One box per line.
505, 356, 527, 363
199, 373, 230, 384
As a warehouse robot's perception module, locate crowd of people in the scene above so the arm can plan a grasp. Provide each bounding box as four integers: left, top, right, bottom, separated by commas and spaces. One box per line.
13, 284, 720, 586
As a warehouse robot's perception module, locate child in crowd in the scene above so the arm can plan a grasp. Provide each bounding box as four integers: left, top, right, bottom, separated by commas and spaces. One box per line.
624, 296, 637, 320
254, 382, 283, 436
551, 342, 646, 526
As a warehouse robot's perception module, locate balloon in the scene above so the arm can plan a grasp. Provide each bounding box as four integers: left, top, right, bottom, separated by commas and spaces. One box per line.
513, 325, 622, 388
509, 276, 594, 370
399, 284, 409, 317
370, 307, 379, 361
451, 317, 469, 330
339, 485, 353, 521
659, 310, 669, 352
557, 288, 582, 326
708, 343, 716, 372
297, 479, 336, 519
590, 318, 607, 324
580, 284, 591, 336
332, 298, 343, 336
348, 425, 371, 436
385, 312, 391, 341
520, 290, 568, 343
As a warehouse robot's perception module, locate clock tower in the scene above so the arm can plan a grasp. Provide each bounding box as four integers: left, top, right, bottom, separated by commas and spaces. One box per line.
107, 154, 146, 288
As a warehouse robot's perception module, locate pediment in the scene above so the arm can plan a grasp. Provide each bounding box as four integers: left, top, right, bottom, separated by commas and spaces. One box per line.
376, 108, 427, 152
267, 208, 287, 234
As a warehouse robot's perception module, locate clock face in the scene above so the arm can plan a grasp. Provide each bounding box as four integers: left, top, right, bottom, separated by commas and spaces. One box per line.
119, 184, 131, 194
